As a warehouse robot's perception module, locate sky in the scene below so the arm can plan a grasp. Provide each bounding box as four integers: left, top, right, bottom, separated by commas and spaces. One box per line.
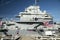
0, 0, 60, 22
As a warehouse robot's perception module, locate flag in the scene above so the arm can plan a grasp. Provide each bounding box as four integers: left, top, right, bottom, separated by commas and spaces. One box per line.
43, 21, 53, 27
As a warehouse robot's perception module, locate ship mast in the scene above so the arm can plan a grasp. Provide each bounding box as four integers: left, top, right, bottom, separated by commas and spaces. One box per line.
35, 0, 37, 6
35, 0, 39, 6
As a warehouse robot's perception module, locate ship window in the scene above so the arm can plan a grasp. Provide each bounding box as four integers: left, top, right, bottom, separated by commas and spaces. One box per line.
25, 11, 28, 12
39, 29, 44, 32
29, 9, 31, 11
44, 18, 52, 20
15, 26, 18, 28
54, 22, 56, 24
39, 22, 44, 25
45, 15, 48, 17
38, 37, 41, 39
6, 24, 15, 26
35, 18, 38, 21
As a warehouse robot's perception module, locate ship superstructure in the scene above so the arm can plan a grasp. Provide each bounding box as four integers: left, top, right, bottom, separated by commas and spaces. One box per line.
15, 5, 53, 30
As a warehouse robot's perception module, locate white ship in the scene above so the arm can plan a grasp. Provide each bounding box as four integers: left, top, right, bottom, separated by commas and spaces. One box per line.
0, 0, 60, 40
4, 0, 60, 36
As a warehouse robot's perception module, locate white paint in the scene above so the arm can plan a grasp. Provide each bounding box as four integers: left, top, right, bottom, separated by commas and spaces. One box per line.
45, 31, 53, 35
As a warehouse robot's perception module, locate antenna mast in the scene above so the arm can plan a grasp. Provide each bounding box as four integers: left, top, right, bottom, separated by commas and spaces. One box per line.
35, 0, 37, 6
35, 0, 39, 6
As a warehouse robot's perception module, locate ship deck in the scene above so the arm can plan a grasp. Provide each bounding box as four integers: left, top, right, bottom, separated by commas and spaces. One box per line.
19, 35, 60, 40
1, 34, 60, 40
